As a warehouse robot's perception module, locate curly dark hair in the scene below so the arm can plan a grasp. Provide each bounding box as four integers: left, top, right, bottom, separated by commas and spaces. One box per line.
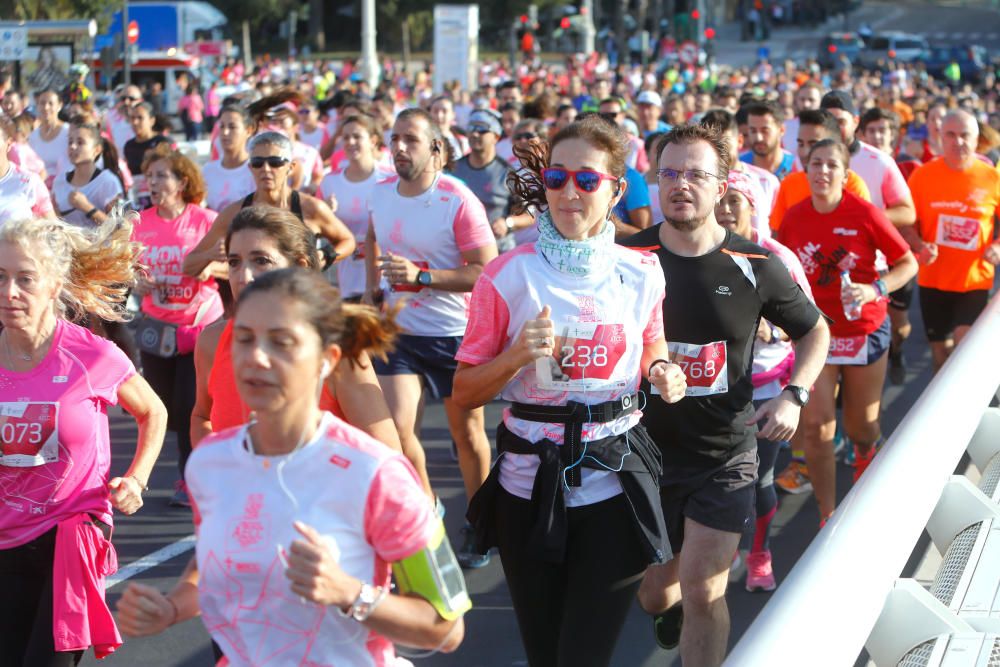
506, 113, 628, 214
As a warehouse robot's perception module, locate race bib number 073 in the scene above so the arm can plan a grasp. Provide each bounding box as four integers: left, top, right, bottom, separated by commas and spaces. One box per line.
0, 402, 59, 467
665, 341, 728, 397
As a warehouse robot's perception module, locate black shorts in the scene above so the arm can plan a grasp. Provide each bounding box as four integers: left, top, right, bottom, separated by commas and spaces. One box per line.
660, 447, 758, 551
372, 334, 462, 399
888, 276, 916, 311
918, 287, 989, 342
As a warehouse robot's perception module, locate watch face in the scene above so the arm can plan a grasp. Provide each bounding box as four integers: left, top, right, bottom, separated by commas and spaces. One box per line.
418, 271, 431, 286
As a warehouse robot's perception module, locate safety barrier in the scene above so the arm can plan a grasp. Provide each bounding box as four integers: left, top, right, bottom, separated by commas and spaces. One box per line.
725, 291, 1000, 666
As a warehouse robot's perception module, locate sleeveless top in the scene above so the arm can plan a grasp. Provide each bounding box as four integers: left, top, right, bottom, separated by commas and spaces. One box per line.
241, 190, 305, 221
207, 320, 344, 433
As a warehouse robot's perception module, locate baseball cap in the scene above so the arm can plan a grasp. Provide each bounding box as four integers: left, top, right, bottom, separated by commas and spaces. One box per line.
820, 90, 858, 116
636, 90, 663, 107
468, 109, 502, 136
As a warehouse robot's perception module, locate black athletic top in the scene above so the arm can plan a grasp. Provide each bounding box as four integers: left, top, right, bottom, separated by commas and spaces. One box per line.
241, 191, 304, 221
621, 226, 821, 466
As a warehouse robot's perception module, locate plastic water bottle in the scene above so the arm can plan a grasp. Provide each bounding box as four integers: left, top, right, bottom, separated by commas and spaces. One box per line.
841, 271, 863, 321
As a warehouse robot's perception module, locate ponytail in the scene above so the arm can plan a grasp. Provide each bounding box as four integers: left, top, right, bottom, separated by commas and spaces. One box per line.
100, 137, 127, 192
340, 303, 399, 366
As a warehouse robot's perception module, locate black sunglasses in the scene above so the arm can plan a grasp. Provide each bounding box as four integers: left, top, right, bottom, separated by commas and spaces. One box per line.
249, 156, 291, 169
514, 132, 538, 141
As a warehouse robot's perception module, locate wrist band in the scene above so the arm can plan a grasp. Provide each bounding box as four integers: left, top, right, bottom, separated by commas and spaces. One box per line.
85, 207, 99, 219
873, 279, 888, 300
648, 358, 673, 376
167, 597, 179, 626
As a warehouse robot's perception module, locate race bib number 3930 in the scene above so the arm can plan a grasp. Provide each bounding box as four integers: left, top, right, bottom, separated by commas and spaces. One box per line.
666, 341, 728, 397
0, 402, 59, 467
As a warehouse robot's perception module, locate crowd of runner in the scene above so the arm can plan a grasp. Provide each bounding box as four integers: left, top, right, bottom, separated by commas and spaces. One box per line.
0, 46, 998, 666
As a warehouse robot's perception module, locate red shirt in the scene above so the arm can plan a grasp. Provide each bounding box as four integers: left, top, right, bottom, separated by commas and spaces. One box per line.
778, 191, 910, 337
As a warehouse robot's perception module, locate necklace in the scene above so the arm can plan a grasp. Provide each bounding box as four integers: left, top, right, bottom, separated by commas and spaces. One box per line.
3, 332, 33, 365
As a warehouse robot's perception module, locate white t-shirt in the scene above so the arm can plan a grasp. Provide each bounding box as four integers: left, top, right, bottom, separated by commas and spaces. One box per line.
496, 137, 516, 166
0, 164, 53, 223
28, 125, 69, 181
782, 117, 800, 154
202, 159, 256, 212
456, 244, 666, 507
850, 140, 911, 211
318, 167, 394, 299
104, 108, 134, 152
51, 169, 124, 228
370, 173, 496, 336
293, 140, 324, 190
298, 125, 328, 152
188, 413, 435, 667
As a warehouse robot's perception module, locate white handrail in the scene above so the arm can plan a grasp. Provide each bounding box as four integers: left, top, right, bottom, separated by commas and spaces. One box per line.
725, 291, 1000, 666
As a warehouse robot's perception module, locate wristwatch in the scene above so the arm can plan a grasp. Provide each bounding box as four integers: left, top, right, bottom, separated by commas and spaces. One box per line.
340, 583, 387, 622
782, 385, 810, 407
417, 270, 432, 287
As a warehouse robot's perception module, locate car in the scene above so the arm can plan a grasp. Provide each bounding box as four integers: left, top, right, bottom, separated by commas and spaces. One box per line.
817, 32, 866, 70
856, 31, 928, 69
919, 44, 990, 83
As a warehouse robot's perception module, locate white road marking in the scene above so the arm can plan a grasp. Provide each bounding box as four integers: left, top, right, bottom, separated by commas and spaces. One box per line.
106, 535, 197, 589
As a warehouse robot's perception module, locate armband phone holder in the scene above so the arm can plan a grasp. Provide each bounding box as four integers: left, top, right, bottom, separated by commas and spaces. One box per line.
391, 518, 472, 621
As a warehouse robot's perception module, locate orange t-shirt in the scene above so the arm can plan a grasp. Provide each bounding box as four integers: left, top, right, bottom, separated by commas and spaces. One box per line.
769, 170, 871, 232
908, 158, 1000, 292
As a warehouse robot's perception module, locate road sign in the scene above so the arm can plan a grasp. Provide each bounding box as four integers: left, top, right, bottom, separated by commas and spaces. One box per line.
183, 40, 228, 57
127, 20, 139, 45
678, 40, 698, 65
0, 28, 27, 61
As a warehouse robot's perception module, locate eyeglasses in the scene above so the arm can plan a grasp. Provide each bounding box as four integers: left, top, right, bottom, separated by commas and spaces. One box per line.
120, 95, 139, 103
249, 156, 291, 169
514, 132, 537, 141
541, 167, 618, 193
656, 167, 723, 185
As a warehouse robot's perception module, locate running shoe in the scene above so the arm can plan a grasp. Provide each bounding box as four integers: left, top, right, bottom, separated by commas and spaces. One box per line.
775, 461, 812, 495
169, 480, 191, 508
888, 347, 906, 386
833, 423, 846, 459
745, 551, 777, 592
457, 524, 490, 569
852, 444, 876, 483
653, 604, 684, 651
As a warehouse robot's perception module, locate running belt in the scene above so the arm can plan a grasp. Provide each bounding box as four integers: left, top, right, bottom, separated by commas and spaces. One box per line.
509, 394, 638, 487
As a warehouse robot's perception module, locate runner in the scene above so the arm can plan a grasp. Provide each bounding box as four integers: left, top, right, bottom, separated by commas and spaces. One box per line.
0, 117, 55, 222
317, 114, 394, 299
624, 123, 829, 667
714, 170, 814, 592
103, 85, 140, 152
132, 144, 225, 508
455, 113, 686, 667
770, 109, 871, 232
430, 94, 470, 160
860, 106, 919, 383
247, 91, 325, 194
117, 267, 469, 664
201, 102, 256, 213
907, 109, 1000, 371
296, 98, 329, 151
778, 138, 917, 523
51, 114, 126, 228
0, 216, 166, 666
27, 89, 68, 188
365, 108, 497, 568
740, 100, 797, 180
182, 131, 355, 277
782, 80, 822, 154
122, 103, 170, 209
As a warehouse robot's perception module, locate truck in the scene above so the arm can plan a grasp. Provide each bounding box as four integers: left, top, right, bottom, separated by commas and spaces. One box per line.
93, 1, 228, 112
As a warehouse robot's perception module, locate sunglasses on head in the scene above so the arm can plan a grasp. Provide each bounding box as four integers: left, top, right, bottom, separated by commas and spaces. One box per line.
468, 124, 493, 134
249, 156, 291, 169
541, 167, 618, 193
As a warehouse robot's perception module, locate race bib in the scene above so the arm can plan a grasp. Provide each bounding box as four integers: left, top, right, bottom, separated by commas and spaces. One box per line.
0, 402, 59, 467
153, 274, 198, 310
535, 322, 629, 392
389, 260, 430, 294
936, 214, 981, 251
827, 335, 868, 366
666, 341, 728, 397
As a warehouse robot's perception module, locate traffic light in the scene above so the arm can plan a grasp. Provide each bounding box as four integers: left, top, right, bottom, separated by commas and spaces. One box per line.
560, 16, 571, 30
704, 27, 716, 39
520, 14, 529, 24
691, 9, 701, 20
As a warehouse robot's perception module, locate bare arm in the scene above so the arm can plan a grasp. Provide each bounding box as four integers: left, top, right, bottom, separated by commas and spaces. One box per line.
884, 193, 917, 227
182, 204, 236, 277
303, 195, 356, 262
363, 218, 381, 303
109, 374, 168, 514
190, 320, 224, 448
116, 556, 201, 636
380, 243, 497, 293
628, 206, 653, 230
328, 351, 402, 452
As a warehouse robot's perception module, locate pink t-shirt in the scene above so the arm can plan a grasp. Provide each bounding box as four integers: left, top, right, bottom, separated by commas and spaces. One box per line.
0, 163, 53, 221
0, 320, 135, 549
178, 94, 205, 124
132, 204, 223, 326
8, 142, 47, 181
187, 413, 435, 667
370, 173, 496, 336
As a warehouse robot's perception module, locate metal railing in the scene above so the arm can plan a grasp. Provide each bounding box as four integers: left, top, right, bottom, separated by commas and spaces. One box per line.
725, 291, 1000, 666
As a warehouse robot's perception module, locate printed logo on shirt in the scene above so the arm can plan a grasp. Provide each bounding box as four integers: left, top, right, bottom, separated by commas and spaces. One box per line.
328, 454, 351, 469
833, 228, 858, 236
715, 285, 731, 296
228, 493, 269, 551
52, 376, 68, 383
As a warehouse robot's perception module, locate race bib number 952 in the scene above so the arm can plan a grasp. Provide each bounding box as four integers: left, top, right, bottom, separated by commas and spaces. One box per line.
666, 341, 728, 397
0, 402, 59, 467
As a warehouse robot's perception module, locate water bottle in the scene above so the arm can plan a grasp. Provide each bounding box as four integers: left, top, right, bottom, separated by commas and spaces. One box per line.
840, 271, 863, 321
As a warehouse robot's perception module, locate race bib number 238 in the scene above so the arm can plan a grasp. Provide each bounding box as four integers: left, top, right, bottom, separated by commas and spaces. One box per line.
0, 402, 59, 467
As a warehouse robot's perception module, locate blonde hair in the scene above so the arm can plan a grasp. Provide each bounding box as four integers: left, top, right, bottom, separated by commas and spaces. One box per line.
0, 213, 143, 322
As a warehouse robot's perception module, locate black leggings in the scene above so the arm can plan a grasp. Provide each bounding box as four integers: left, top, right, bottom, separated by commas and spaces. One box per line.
494, 489, 646, 667
140, 351, 196, 476
0, 528, 84, 667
